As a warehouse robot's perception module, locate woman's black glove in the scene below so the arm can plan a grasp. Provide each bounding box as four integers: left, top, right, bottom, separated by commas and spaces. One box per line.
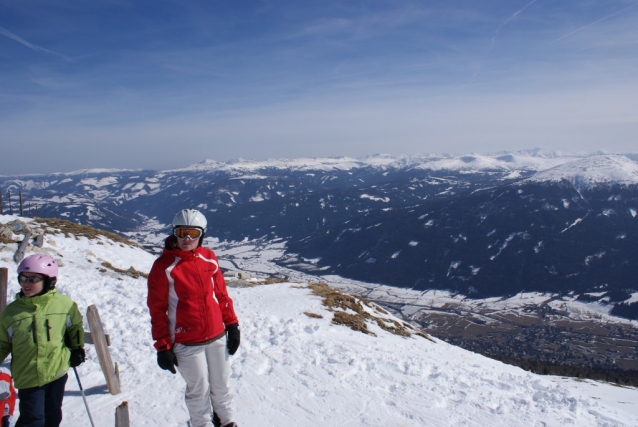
2, 415, 10, 427
70, 347, 86, 367
226, 324, 240, 355
157, 349, 178, 374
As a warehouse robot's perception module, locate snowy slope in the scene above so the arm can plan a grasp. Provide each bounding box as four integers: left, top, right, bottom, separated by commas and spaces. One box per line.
524, 154, 638, 187
0, 214, 637, 426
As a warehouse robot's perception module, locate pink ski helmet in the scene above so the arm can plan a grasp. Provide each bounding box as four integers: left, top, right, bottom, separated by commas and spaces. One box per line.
17, 254, 59, 291
18, 254, 58, 278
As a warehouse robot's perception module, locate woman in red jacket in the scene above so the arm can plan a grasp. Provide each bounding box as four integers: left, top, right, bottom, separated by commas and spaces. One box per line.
0, 369, 15, 427
147, 209, 240, 427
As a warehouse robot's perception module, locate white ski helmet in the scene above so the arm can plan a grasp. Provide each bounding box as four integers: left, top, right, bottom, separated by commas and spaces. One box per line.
172, 209, 207, 231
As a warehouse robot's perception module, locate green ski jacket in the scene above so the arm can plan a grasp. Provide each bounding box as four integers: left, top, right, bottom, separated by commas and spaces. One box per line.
0, 290, 84, 389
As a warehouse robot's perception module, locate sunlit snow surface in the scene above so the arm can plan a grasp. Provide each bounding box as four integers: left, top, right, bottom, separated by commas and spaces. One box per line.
0, 215, 636, 426
524, 155, 638, 187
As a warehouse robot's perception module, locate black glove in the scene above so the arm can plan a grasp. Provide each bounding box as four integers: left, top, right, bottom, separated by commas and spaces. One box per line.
70, 347, 86, 367
226, 324, 240, 356
2, 415, 9, 427
157, 349, 178, 374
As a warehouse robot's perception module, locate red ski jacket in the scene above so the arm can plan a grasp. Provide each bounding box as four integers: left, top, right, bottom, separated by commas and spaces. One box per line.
147, 237, 238, 352
0, 371, 15, 418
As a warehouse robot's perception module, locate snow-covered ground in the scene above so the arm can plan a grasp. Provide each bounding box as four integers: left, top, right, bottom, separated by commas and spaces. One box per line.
0, 214, 637, 426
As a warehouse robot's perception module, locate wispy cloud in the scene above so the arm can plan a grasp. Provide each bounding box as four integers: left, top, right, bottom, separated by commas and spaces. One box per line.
0, 26, 73, 61
551, 2, 638, 44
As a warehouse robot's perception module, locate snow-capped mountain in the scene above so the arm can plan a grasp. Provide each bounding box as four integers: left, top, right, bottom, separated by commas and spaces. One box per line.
0, 214, 636, 426
525, 154, 638, 187
1, 151, 637, 314
285, 155, 638, 298
0, 150, 602, 234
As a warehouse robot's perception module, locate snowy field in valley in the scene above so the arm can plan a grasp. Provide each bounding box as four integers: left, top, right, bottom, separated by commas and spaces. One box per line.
212, 240, 638, 328
0, 215, 637, 426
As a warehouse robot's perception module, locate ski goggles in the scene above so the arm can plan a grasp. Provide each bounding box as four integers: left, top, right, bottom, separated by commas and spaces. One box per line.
173, 227, 203, 240
18, 274, 45, 284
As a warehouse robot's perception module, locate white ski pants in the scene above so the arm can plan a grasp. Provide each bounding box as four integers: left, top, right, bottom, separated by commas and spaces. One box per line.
173, 339, 235, 427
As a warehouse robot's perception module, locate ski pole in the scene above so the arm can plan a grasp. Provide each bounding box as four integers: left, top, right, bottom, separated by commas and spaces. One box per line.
73, 367, 96, 427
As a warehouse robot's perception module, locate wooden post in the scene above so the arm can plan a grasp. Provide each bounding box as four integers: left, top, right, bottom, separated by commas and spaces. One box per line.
19, 191, 23, 217
115, 401, 130, 427
0, 268, 7, 315
14, 233, 31, 264
86, 305, 121, 395
34, 235, 44, 248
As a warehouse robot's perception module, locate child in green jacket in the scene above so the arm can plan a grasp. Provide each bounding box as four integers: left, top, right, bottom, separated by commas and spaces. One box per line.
0, 254, 85, 427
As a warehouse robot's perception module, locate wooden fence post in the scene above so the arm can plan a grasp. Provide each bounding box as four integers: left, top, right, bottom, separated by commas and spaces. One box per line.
0, 268, 7, 315
13, 232, 31, 264
86, 305, 121, 395
115, 401, 130, 427
34, 235, 44, 248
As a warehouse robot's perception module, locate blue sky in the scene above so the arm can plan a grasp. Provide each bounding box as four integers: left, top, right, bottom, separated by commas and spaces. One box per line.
1, 0, 637, 174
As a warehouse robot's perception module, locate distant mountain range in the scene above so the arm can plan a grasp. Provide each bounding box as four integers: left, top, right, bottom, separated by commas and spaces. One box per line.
2, 150, 637, 314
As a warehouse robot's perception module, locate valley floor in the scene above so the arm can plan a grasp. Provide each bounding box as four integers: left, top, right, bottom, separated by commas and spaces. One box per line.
215, 239, 638, 385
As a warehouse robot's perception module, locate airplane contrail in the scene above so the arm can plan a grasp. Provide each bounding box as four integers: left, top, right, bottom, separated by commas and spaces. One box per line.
492, 0, 538, 44
0, 26, 72, 61
551, 2, 638, 44
464, 0, 538, 87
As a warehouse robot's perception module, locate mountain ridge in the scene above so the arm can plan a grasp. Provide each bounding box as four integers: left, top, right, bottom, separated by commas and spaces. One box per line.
3, 149, 632, 178
524, 154, 638, 187
1, 150, 637, 309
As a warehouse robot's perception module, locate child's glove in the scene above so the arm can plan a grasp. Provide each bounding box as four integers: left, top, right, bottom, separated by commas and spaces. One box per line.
70, 347, 86, 367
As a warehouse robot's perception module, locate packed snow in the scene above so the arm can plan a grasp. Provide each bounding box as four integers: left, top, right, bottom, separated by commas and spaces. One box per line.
0, 214, 637, 426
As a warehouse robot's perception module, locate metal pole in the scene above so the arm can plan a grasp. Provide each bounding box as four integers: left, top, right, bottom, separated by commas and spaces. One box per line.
73, 367, 96, 427
0, 268, 7, 315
